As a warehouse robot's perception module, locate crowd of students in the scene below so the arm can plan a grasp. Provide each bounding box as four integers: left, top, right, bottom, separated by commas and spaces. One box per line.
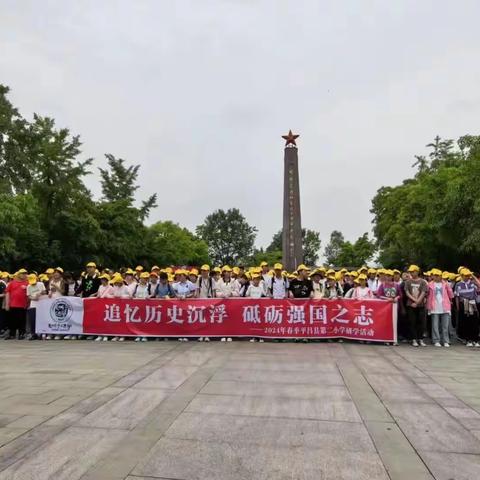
0, 261, 478, 347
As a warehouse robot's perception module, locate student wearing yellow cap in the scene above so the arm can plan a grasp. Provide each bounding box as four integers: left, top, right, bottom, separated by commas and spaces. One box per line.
454, 268, 480, 347
269, 263, 289, 299
4, 269, 29, 340
404, 265, 428, 347
26, 274, 46, 340
427, 269, 454, 347
77, 262, 100, 298
288, 265, 313, 299
196, 265, 215, 299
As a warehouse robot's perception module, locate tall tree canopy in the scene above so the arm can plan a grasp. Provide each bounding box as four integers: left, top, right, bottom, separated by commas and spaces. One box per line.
196, 208, 257, 265
324, 230, 376, 267
371, 135, 480, 269
266, 228, 321, 266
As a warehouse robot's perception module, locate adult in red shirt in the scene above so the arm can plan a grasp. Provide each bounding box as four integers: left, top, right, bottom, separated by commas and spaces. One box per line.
5, 269, 29, 340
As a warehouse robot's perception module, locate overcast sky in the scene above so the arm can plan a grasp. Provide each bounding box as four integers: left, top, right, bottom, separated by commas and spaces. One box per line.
1, 0, 480, 251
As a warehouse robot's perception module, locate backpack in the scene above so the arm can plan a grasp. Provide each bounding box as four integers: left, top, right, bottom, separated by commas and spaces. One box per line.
270, 275, 288, 295
198, 276, 214, 298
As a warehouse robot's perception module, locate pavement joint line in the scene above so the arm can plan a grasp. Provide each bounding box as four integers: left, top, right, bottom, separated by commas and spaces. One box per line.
0, 344, 182, 473
342, 344, 438, 480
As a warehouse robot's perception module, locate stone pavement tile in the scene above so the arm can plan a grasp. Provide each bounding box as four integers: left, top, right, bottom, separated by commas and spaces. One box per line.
365, 373, 433, 403
0, 415, 20, 428
419, 450, 480, 480
222, 358, 338, 372
0, 401, 70, 416
337, 364, 393, 422
133, 437, 389, 480
365, 421, 434, 480
0, 428, 28, 447
212, 368, 344, 385
67, 387, 126, 415
0, 426, 63, 471
2, 391, 63, 405
78, 388, 170, 430
44, 412, 84, 427
165, 412, 375, 451
201, 381, 351, 401
133, 365, 199, 390
4, 415, 50, 429
186, 393, 362, 422
0, 426, 127, 480
353, 355, 402, 374
385, 402, 480, 453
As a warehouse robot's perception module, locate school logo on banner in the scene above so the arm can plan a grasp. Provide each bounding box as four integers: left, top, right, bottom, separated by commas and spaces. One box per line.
35, 296, 84, 335
50, 298, 74, 325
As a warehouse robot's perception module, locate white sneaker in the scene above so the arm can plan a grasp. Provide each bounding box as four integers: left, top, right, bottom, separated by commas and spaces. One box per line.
95, 336, 102, 342
474, 342, 480, 348
227, 337, 233, 342
70, 336, 77, 340
111, 337, 118, 342
249, 338, 256, 343
135, 337, 141, 342
183, 338, 189, 342
204, 337, 210, 342
54, 336, 61, 340
46, 335, 52, 340
64, 335, 71, 340
221, 338, 226, 342
118, 337, 125, 342
259, 339, 264, 343
198, 337, 204, 342
42, 334, 47, 340
444, 343, 450, 348
419, 340, 427, 347
434, 342, 442, 347
102, 337, 109, 341
467, 342, 474, 347
412, 340, 419, 347
141, 337, 147, 342
178, 338, 184, 342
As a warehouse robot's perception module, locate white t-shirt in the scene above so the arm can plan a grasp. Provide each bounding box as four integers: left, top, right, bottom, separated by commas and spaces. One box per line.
271, 276, 289, 299
312, 281, 324, 299
27, 282, 46, 308
246, 284, 265, 298
215, 278, 238, 298
109, 285, 131, 298
431, 282, 446, 314
97, 284, 113, 298
352, 286, 372, 300
173, 281, 195, 298
126, 281, 138, 297
196, 276, 215, 298
134, 283, 150, 299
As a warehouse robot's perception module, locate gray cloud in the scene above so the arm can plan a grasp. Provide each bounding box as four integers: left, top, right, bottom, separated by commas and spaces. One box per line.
1, 0, 480, 251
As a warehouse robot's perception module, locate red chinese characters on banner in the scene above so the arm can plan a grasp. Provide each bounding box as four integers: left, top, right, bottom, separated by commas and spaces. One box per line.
83, 298, 396, 342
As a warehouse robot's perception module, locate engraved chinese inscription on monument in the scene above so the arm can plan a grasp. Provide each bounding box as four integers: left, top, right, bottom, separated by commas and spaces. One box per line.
281, 130, 304, 271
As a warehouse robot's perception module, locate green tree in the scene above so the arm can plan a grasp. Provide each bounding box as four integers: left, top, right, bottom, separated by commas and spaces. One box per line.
371, 135, 480, 269
266, 228, 321, 265
95, 154, 157, 268
0, 194, 47, 271
196, 208, 257, 265
146, 221, 210, 266
251, 248, 282, 267
324, 230, 375, 267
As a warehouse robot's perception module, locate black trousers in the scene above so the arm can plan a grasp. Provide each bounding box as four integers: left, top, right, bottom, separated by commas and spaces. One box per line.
26, 308, 36, 335
458, 304, 479, 342
8, 307, 26, 337
407, 306, 426, 341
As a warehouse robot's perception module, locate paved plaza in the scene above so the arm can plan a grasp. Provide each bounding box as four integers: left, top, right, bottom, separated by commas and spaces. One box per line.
0, 341, 479, 479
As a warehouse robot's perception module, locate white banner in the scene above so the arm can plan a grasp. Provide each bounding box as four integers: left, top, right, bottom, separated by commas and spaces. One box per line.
35, 296, 84, 335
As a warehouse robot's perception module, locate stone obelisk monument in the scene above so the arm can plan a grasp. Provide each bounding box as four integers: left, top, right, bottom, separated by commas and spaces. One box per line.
282, 130, 304, 271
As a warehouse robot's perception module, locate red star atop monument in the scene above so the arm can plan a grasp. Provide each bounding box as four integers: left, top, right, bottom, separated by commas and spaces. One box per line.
282, 129, 299, 146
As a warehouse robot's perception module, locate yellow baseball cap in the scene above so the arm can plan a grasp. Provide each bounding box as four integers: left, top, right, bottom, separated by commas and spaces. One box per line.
222, 265, 232, 272
86, 262, 96, 268
200, 264, 210, 271
407, 265, 420, 272
430, 268, 442, 276
274, 263, 283, 270
297, 264, 308, 271
260, 261, 268, 267
135, 265, 144, 272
